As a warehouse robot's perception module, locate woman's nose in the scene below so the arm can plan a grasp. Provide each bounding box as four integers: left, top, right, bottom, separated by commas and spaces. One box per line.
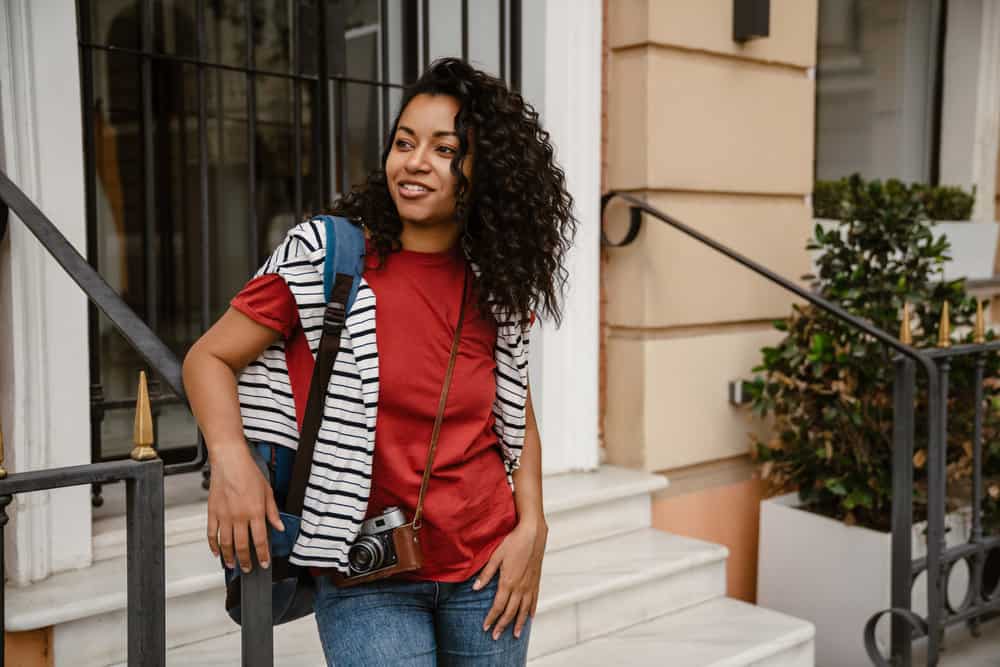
405, 146, 430, 172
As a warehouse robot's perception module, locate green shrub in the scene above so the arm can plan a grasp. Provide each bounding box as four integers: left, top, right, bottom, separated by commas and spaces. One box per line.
813, 175, 975, 222
752, 174, 1000, 530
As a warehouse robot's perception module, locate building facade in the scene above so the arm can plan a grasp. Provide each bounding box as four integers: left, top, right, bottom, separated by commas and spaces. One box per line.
4, 0, 1000, 663
604, 0, 1000, 603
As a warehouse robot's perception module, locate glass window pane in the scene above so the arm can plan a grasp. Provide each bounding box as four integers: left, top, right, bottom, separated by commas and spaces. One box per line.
154, 1, 200, 58
205, 0, 250, 67
344, 81, 382, 190
88, 0, 141, 49
252, 0, 294, 73
469, 0, 501, 77
815, 0, 941, 183
429, 0, 464, 64
207, 70, 252, 312
255, 75, 300, 250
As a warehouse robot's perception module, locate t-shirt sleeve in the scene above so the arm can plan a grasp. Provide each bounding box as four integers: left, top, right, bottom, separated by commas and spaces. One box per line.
230, 274, 300, 338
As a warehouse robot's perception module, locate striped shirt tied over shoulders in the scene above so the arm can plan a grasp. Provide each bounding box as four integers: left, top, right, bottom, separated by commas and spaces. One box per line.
236, 218, 531, 573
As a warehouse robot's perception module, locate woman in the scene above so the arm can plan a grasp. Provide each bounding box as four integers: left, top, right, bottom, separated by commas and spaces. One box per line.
182, 58, 576, 665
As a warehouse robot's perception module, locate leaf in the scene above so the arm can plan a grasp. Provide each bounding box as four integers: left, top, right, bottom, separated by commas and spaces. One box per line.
825, 478, 848, 496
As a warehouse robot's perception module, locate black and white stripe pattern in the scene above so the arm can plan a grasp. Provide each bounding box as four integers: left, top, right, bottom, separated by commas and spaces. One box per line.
236, 219, 530, 572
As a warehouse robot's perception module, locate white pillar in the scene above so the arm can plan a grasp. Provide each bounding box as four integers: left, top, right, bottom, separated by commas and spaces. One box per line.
531, 0, 602, 474
939, 0, 1000, 221
0, 0, 92, 583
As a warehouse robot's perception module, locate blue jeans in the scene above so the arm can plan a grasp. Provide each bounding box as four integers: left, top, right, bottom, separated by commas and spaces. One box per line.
313, 571, 532, 666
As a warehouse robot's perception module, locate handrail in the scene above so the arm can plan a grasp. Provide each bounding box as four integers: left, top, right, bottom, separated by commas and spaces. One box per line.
0, 169, 205, 474
600, 191, 962, 667
601, 191, 916, 358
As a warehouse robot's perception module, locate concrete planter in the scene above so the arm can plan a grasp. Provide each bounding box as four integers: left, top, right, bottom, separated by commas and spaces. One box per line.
810, 219, 999, 282
757, 492, 971, 667
932, 221, 1000, 281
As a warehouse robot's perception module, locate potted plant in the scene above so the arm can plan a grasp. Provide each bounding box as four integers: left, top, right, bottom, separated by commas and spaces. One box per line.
752, 174, 1000, 666
813, 175, 993, 281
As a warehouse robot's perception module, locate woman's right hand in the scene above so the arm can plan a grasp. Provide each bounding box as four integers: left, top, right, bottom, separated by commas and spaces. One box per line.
206, 444, 285, 572
182, 307, 288, 573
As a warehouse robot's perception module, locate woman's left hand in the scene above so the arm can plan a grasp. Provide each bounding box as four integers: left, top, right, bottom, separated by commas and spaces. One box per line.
474, 517, 548, 640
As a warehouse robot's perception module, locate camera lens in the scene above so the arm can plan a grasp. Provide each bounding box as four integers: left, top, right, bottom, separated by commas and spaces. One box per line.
348, 537, 384, 574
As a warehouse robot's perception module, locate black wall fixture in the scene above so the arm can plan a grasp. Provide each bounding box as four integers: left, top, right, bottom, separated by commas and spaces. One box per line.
733, 0, 770, 43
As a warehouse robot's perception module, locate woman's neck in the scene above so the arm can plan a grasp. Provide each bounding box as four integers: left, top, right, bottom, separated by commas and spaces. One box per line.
399, 220, 462, 253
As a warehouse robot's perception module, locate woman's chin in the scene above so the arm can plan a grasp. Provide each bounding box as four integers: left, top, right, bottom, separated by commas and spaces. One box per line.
396, 206, 442, 226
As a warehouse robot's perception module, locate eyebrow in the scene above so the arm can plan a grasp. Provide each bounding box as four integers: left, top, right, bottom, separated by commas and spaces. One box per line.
398, 125, 459, 139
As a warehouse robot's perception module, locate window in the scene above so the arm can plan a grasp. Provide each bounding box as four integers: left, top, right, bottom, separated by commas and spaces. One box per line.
77, 0, 521, 499
814, 0, 945, 184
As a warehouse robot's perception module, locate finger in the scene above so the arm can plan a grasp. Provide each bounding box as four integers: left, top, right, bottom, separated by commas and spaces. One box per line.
234, 521, 253, 573
206, 511, 220, 557
493, 592, 523, 640
473, 555, 500, 591
219, 521, 236, 569
530, 593, 539, 617
514, 595, 533, 639
482, 583, 511, 632
250, 516, 271, 569
266, 493, 285, 532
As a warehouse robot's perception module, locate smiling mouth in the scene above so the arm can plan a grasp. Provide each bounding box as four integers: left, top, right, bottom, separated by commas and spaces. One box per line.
399, 182, 432, 194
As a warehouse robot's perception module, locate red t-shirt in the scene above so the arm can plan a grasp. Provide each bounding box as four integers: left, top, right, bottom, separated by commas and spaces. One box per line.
230, 240, 518, 582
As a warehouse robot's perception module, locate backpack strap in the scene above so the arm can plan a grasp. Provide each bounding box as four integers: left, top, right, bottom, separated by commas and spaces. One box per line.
320, 215, 365, 312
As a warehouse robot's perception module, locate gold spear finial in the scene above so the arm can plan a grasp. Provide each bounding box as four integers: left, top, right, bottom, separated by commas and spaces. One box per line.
130, 371, 158, 461
899, 303, 913, 345
975, 299, 986, 344
0, 414, 7, 479
938, 301, 952, 349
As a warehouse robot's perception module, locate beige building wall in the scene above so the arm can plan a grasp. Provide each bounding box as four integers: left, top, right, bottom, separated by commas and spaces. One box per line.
604, 0, 818, 474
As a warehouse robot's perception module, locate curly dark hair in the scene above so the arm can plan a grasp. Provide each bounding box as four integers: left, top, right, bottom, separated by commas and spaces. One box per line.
328, 58, 576, 327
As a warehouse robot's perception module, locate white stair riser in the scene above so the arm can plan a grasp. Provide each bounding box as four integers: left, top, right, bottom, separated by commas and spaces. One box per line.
64, 557, 725, 667
730, 639, 814, 667
94, 487, 654, 563
546, 493, 652, 553
54, 586, 235, 667
528, 559, 726, 660
94, 518, 205, 563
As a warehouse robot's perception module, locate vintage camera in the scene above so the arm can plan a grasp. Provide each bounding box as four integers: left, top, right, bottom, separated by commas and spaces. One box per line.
347, 506, 408, 575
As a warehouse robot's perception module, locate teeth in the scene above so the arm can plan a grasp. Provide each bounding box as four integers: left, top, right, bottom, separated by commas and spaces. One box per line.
401, 183, 428, 192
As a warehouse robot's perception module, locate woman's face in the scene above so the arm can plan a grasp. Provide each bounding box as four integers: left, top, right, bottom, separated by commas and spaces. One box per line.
385, 93, 473, 228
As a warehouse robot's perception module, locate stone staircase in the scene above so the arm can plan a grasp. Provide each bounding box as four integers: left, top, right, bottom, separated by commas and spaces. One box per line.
6, 466, 815, 666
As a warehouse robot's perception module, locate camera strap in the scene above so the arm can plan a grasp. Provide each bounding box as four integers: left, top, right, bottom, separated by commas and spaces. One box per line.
412, 268, 469, 532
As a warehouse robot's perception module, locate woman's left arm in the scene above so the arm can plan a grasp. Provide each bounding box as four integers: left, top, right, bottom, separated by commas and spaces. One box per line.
475, 382, 548, 640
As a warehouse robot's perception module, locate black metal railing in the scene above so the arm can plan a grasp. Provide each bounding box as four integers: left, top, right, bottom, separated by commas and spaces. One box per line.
601, 191, 999, 666
1, 171, 277, 665
0, 371, 166, 666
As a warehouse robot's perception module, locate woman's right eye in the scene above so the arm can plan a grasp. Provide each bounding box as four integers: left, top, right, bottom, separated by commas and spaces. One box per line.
395, 139, 412, 150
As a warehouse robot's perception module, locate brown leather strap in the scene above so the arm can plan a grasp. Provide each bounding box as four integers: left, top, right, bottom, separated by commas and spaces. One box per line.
286, 274, 354, 517
412, 269, 469, 531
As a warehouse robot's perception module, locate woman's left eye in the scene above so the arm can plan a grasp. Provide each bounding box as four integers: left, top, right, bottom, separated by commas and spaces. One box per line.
437, 145, 457, 155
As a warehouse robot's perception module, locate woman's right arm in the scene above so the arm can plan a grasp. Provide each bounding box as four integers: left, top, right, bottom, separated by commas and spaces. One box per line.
182, 307, 285, 573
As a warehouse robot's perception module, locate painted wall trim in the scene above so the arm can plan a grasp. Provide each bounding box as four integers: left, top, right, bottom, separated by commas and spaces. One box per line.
534, 0, 602, 474
939, 0, 1000, 220
0, 0, 92, 584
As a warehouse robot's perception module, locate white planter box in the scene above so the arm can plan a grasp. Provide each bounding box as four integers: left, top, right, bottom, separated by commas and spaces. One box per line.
809, 219, 999, 282
758, 493, 971, 667
933, 221, 999, 281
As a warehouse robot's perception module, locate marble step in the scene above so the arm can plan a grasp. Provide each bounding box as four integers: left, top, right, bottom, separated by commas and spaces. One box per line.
529, 597, 816, 667
143, 528, 727, 667
91, 465, 669, 562
12, 466, 672, 665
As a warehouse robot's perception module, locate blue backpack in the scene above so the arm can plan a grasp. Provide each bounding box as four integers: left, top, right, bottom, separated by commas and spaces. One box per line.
224, 215, 365, 626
